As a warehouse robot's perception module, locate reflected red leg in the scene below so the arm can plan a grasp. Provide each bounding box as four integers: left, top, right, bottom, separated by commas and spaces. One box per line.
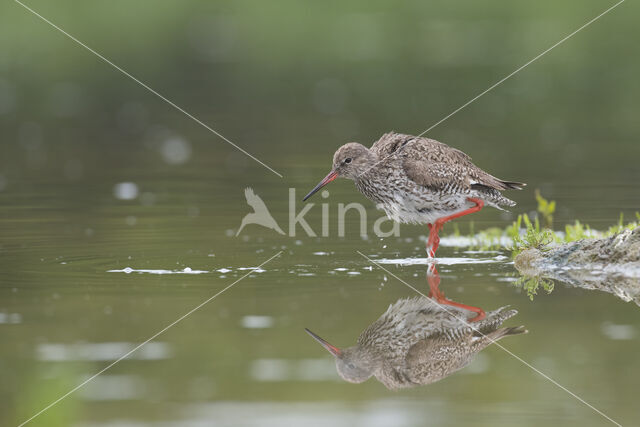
436, 298, 486, 322
426, 263, 441, 298
426, 263, 486, 322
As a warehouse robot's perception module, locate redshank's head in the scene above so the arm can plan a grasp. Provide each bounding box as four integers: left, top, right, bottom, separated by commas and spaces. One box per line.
304, 328, 374, 383
303, 143, 375, 201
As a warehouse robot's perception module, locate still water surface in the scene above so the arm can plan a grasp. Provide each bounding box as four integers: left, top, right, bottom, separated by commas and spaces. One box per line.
1, 170, 638, 426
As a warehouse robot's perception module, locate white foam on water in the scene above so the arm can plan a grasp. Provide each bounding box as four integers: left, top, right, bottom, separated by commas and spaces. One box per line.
375, 257, 500, 266
496, 277, 519, 282
439, 235, 512, 248
237, 267, 266, 273
108, 267, 209, 274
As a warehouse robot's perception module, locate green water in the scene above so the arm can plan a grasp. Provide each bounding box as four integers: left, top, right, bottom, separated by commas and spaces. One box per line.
1, 0, 640, 426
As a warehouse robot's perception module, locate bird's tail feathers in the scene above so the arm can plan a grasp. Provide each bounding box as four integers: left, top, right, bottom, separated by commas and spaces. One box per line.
488, 325, 528, 341
500, 180, 526, 190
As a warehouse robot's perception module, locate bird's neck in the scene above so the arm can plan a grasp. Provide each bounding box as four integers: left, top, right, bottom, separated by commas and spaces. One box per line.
354, 345, 383, 369
353, 153, 379, 183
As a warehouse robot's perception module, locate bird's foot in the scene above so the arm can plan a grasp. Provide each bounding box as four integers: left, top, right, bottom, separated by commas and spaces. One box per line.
426, 236, 440, 258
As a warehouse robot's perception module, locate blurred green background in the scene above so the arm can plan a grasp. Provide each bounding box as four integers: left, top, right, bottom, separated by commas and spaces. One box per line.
0, 0, 638, 426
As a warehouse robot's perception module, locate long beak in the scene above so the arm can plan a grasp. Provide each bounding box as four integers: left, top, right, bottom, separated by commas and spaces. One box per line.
304, 328, 341, 357
302, 170, 338, 201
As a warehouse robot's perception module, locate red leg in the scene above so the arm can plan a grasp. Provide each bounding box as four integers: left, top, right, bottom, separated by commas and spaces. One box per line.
426, 224, 440, 258
426, 263, 486, 322
426, 198, 484, 258
435, 197, 484, 227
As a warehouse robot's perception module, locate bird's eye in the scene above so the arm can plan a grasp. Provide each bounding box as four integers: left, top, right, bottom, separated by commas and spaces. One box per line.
344, 158, 352, 164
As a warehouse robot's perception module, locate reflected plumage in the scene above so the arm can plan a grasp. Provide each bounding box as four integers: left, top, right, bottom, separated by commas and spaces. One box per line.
307, 297, 527, 390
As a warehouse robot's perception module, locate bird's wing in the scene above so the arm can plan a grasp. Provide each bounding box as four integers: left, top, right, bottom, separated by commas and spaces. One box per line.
402, 334, 474, 383
405, 333, 467, 365
372, 133, 513, 192
244, 187, 269, 211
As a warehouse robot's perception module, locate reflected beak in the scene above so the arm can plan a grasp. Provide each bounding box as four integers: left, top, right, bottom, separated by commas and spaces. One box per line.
302, 170, 338, 201
305, 328, 341, 357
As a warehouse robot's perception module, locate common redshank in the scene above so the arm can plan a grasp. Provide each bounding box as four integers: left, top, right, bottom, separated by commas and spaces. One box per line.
305, 297, 526, 389
303, 132, 525, 256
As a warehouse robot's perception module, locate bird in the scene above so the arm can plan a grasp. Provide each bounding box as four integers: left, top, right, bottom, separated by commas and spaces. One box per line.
303, 132, 525, 257
305, 297, 527, 390
236, 187, 285, 236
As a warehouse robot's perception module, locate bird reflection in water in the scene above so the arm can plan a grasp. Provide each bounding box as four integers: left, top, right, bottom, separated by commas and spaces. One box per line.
305, 263, 527, 389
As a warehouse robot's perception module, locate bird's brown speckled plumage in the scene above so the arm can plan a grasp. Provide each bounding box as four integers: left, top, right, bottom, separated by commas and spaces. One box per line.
321, 132, 525, 225
302, 131, 526, 256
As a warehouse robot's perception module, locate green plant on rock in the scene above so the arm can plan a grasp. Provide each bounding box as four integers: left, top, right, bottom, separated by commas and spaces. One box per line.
605, 212, 640, 236
441, 190, 638, 253
509, 213, 554, 256
564, 220, 591, 241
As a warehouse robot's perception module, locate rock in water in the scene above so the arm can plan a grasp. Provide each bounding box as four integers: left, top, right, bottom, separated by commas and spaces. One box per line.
515, 227, 640, 305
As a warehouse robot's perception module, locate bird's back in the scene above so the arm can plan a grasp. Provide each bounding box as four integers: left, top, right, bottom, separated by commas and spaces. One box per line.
365, 132, 524, 210
357, 298, 471, 366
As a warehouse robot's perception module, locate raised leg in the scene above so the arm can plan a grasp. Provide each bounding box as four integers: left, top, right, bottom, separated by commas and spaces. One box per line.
435, 197, 485, 226
426, 263, 486, 322
425, 197, 485, 258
